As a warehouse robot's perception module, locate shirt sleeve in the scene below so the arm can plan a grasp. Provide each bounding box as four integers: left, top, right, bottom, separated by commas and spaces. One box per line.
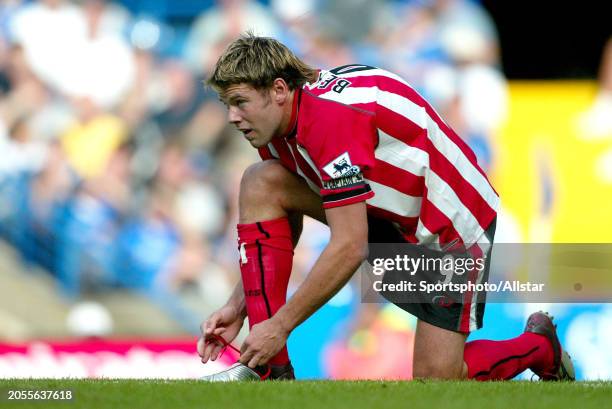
299, 97, 377, 209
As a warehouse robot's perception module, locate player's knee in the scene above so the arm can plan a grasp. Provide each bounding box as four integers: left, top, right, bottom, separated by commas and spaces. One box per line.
413, 358, 463, 380
239, 160, 293, 208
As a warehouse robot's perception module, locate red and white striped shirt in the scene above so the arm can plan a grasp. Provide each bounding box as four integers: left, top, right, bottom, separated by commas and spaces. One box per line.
258, 64, 499, 247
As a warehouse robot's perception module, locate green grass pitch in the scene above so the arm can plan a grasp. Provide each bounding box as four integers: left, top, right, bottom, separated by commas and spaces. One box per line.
1, 379, 610, 409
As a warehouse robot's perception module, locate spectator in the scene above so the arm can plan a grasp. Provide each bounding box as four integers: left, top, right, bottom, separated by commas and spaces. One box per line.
61, 97, 128, 180
8, 0, 88, 95
55, 141, 132, 297
183, 0, 281, 76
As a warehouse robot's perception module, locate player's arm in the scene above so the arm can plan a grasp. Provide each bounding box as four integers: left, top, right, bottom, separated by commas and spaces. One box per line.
225, 281, 248, 319
274, 202, 368, 331
197, 280, 247, 363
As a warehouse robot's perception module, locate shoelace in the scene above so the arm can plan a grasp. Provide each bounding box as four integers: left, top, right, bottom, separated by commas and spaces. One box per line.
206, 334, 271, 380
207, 333, 241, 358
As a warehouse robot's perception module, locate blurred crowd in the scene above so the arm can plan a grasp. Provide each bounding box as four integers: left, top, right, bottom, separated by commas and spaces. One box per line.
0, 0, 508, 335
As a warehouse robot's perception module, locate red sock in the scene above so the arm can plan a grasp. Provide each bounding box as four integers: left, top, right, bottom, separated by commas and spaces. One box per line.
237, 217, 293, 366
464, 332, 554, 380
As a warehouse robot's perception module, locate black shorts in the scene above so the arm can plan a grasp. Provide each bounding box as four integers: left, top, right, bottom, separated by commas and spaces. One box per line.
367, 216, 496, 334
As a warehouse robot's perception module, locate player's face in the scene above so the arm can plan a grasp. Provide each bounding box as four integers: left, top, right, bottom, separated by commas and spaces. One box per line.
221, 83, 285, 148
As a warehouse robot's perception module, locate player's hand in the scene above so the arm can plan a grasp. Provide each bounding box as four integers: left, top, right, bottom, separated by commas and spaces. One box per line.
197, 305, 244, 364
238, 317, 289, 368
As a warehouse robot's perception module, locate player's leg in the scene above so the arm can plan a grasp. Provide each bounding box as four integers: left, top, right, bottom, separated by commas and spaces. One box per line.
410, 260, 571, 379
413, 319, 468, 379
463, 311, 575, 381
239, 160, 326, 225
236, 160, 325, 377
409, 218, 571, 381
459, 226, 574, 381
412, 312, 574, 381
367, 216, 469, 379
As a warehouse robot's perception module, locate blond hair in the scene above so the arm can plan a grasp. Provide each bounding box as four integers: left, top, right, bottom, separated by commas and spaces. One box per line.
206, 33, 318, 93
